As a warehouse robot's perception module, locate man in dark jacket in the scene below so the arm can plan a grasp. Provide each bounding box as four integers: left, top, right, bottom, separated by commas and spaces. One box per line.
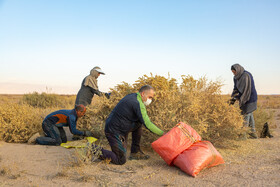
94, 85, 164, 165
35, 104, 93, 145
230, 64, 258, 139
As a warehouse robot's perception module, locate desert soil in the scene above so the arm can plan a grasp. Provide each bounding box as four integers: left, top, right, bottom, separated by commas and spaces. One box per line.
1, 110, 280, 187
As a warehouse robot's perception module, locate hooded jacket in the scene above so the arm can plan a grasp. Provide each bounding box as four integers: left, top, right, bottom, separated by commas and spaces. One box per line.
231, 64, 257, 114
75, 67, 102, 106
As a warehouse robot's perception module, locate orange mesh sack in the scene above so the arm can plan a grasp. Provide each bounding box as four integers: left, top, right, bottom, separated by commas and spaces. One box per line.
151, 122, 201, 165
173, 141, 225, 177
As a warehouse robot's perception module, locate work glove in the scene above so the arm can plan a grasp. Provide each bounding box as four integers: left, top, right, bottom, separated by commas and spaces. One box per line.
84, 130, 93, 137
72, 135, 84, 140
228, 98, 236, 105
104, 92, 111, 99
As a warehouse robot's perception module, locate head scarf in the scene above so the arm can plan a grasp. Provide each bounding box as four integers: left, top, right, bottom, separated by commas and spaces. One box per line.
231, 64, 251, 106
84, 66, 104, 90
232, 64, 245, 80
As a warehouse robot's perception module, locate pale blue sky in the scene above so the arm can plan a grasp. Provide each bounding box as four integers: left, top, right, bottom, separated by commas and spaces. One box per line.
0, 0, 279, 94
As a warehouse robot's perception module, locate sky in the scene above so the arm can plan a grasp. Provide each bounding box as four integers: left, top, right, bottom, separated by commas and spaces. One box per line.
0, 0, 280, 95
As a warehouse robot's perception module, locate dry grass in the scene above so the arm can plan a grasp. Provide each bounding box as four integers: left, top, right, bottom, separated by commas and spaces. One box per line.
0, 164, 21, 180
20, 92, 75, 108
0, 102, 53, 143
0, 74, 277, 147
258, 95, 280, 109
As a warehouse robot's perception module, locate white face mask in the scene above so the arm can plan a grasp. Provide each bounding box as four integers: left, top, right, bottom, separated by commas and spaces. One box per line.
144, 98, 152, 106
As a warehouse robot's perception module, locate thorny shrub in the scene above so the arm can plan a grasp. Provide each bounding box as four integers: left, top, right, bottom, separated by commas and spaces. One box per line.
0, 103, 51, 143
78, 74, 245, 147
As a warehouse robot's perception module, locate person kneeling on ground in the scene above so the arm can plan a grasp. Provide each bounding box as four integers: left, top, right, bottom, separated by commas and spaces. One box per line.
33, 104, 93, 146
91, 85, 164, 165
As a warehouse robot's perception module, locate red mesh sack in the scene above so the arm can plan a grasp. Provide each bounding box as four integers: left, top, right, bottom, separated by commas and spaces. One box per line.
151, 122, 201, 165
173, 141, 225, 177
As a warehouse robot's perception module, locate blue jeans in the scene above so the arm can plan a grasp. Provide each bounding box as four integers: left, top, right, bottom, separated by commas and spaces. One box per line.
36, 121, 67, 146
244, 112, 256, 133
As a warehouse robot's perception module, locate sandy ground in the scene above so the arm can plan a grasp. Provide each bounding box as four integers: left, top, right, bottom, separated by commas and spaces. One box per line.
1, 110, 280, 187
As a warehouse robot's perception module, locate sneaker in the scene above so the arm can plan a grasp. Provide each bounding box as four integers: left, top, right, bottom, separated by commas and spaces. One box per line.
129, 151, 150, 160
27, 132, 41, 144
249, 132, 258, 139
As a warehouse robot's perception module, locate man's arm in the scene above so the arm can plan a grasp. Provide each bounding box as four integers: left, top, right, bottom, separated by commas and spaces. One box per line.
231, 79, 240, 99
89, 87, 102, 96
68, 116, 85, 136
135, 94, 164, 136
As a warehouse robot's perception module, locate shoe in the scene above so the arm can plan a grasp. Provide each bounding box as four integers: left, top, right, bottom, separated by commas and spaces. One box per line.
27, 132, 41, 144
249, 132, 258, 139
129, 151, 150, 160
268, 134, 274, 138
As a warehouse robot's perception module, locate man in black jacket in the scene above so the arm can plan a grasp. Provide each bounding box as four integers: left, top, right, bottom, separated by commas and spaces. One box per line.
93, 85, 164, 165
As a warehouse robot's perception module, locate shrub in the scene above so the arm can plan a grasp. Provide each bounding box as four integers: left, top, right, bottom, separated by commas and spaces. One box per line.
20, 92, 75, 108
78, 74, 245, 147
0, 103, 51, 143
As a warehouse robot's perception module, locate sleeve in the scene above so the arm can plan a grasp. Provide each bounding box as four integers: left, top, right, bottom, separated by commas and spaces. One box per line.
68, 116, 84, 136
90, 87, 102, 96
239, 73, 252, 106
231, 79, 240, 99
134, 101, 164, 136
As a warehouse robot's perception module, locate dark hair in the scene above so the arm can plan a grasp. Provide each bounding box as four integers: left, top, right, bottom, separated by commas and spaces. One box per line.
75, 104, 86, 112
231, 65, 236, 71
139, 85, 154, 93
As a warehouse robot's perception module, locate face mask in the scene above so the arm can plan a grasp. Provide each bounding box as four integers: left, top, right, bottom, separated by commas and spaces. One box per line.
144, 98, 152, 106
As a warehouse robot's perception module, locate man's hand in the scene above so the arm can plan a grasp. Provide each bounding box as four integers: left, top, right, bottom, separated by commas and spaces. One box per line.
84, 131, 93, 137
228, 98, 236, 105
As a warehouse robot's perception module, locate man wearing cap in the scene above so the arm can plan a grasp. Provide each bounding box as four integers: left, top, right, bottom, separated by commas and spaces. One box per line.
230, 64, 258, 139
75, 66, 110, 107
91, 85, 164, 165
34, 104, 93, 145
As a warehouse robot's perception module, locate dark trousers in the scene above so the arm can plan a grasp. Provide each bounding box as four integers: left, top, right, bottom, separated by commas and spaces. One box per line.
100, 124, 142, 165
36, 121, 67, 146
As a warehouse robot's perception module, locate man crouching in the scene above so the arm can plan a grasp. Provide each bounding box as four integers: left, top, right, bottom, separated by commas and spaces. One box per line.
95, 85, 164, 165
34, 104, 92, 145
